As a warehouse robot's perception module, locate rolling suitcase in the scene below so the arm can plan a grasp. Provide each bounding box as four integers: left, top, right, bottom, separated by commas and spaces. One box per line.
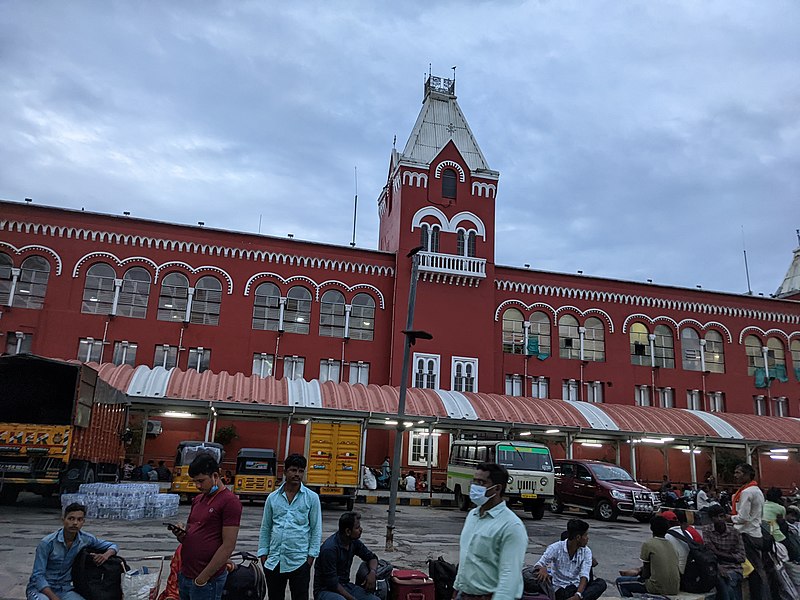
391, 569, 435, 600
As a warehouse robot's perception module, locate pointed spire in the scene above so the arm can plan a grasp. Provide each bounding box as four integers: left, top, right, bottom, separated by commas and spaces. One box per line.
775, 231, 800, 299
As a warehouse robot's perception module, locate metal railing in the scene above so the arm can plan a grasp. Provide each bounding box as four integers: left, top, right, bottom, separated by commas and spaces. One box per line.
417, 251, 486, 278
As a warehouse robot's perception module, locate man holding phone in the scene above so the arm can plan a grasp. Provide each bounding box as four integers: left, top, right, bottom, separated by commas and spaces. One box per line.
170, 453, 242, 600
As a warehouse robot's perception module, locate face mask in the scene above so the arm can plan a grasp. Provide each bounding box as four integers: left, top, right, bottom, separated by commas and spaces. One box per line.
470, 484, 496, 507
209, 485, 219, 495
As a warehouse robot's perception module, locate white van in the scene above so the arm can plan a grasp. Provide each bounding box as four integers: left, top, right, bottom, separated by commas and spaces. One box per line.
447, 439, 554, 519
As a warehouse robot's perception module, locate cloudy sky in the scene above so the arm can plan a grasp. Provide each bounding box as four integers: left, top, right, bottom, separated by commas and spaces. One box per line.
1, 1, 798, 296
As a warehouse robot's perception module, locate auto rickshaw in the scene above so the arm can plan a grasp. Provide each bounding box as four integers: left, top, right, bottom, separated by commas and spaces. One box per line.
170, 441, 224, 498
234, 448, 277, 502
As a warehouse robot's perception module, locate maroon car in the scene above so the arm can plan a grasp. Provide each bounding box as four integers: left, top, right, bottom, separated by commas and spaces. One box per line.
552, 459, 661, 522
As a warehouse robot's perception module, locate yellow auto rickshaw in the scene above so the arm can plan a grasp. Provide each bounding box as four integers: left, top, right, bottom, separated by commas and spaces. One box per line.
170, 441, 224, 498
234, 448, 277, 502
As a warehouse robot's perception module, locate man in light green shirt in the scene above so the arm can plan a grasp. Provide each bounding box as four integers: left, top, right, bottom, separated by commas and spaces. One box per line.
453, 462, 528, 600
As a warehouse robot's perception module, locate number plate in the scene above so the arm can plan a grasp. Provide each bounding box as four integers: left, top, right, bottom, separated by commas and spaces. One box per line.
0, 463, 31, 473
521, 493, 538, 499
320, 487, 343, 495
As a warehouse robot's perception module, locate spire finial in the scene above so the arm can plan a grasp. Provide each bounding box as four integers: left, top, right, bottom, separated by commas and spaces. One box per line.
796, 228, 800, 246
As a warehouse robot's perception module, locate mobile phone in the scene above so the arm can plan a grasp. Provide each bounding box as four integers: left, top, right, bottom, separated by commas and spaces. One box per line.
163, 522, 185, 534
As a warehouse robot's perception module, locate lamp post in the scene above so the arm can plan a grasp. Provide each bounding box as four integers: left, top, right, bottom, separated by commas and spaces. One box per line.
386, 246, 431, 551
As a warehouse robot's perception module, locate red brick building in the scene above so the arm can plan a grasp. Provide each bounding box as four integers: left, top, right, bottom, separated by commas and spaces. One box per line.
2, 75, 799, 487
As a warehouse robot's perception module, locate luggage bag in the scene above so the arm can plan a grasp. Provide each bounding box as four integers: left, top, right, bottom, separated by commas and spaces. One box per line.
390, 569, 435, 600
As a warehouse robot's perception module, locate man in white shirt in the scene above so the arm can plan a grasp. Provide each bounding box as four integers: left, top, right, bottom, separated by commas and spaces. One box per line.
533, 519, 607, 600
404, 471, 416, 492
730, 463, 768, 600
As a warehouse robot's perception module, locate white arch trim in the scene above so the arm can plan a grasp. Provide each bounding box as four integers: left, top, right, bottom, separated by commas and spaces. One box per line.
676, 319, 733, 343
410, 208, 486, 241
72, 251, 158, 279
738, 326, 791, 345
494, 300, 558, 323
0, 241, 63, 275
621, 313, 679, 334
449, 212, 486, 240
244, 272, 385, 309
433, 160, 466, 182
317, 280, 385, 309
555, 306, 615, 333
154, 262, 234, 294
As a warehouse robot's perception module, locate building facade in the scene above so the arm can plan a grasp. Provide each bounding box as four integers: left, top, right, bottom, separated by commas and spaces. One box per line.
2, 75, 799, 485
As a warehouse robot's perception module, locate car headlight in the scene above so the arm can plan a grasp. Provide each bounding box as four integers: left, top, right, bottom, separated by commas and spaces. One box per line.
540, 477, 548, 487
611, 489, 629, 500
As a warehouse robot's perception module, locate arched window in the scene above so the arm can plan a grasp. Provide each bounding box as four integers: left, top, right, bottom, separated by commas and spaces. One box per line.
319, 290, 346, 338
191, 276, 222, 326
457, 230, 466, 256
442, 168, 457, 199
253, 282, 281, 330
157, 272, 190, 322
584, 317, 605, 362
118, 267, 151, 319
0, 252, 14, 305
630, 323, 650, 366
653, 325, 675, 368
349, 293, 375, 341
284, 286, 311, 334
467, 231, 476, 257
558, 315, 580, 360
82, 263, 116, 315
792, 340, 800, 380
530, 311, 551, 357
767, 338, 786, 379
681, 328, 701, 371
704, 330, 725, 373
15, 256, 50, 309
502, 308, 524, 354
744, 334, 763, 376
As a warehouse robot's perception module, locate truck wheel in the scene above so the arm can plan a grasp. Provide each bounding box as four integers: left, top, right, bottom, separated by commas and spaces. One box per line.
0, 485, 20, 505
551, 495, 564, 514
346, 498, 355, 511
594, 499, 618, 522
529, 501, 546, 520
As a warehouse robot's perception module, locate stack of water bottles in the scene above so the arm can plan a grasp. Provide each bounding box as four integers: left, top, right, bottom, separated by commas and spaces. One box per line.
60, 483, 179, 521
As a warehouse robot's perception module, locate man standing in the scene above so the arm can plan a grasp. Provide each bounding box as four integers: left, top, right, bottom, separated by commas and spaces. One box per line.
453, 462, 528, 600
615, 515, 680, 597
533, 518, 607, 600
730, 463, 767, 600
172, 453, 242, 600
259, 453, 322, 600
27, 502, 118, 600
313, 512, 379, 600
703, 504, 745, 600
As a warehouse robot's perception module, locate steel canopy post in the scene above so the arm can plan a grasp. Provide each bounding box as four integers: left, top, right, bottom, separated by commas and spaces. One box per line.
386, 247, 424, 552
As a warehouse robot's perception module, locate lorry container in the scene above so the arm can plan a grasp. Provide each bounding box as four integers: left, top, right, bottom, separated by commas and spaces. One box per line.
304, 421, 361, 510
0, 354, 127, 503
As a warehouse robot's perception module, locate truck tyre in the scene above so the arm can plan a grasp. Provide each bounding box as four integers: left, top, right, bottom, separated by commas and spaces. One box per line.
594, 499, 618, 522
551, 495, 564, 514
346, 497, 355, 511
0, 484, 20, 505
529, 500, 546, 520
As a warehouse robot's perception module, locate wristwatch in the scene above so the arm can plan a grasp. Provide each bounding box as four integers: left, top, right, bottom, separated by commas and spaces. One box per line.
575, 592, 582, 598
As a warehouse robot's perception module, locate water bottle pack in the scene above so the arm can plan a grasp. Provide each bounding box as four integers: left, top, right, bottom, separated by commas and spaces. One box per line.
61, 483, 179, 520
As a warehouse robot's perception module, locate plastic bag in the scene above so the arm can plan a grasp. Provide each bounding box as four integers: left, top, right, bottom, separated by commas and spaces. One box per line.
122, 559, 163, 600
363, 467, 377, 490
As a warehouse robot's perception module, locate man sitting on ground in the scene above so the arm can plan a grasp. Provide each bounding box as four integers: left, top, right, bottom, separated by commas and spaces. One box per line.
703, 504, 745, 600
314, 512, 379, 600
28, 502, 118, 600
615, 515, 680, 597
533, 518, 607, 600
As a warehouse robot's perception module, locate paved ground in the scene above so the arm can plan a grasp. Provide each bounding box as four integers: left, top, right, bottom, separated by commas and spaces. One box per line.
1, 493, 653, 600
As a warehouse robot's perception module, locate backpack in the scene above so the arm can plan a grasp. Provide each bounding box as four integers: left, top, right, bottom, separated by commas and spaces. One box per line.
72, 547, 127, 600
427, 556, 457, 600
356, 558, 393, 600
667, 530, 717, 593
222, 552, 266, 600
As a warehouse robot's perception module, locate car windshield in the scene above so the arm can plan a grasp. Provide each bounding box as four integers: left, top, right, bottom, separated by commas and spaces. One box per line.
589, 464, 633, 482
496, 444, 553, 472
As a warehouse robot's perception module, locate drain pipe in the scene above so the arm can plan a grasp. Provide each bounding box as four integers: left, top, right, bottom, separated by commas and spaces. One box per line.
284, 407, 296, 459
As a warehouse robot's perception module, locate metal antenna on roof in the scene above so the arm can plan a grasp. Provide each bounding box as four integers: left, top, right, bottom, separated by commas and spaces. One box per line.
741, 225, 753, 295
392, 135, 396, 150
796, 228, 800, 246
350, 166, 358, 247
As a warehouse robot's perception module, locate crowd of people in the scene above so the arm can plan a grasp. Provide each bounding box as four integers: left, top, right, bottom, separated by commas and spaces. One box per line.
26, 455, 800, 600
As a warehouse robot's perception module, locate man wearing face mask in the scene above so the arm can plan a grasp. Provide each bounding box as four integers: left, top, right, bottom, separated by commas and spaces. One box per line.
172, 453, 243, 600
453, 463, 528, 600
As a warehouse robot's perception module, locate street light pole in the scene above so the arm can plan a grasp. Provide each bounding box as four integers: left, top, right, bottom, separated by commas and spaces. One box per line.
386, 246, 425, 551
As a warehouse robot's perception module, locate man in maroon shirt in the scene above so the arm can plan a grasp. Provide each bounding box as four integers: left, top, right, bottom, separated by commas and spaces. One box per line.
172, 453, 242, 600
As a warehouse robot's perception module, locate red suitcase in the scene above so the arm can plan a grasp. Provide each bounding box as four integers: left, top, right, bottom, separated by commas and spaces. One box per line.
391, 569, 435, 600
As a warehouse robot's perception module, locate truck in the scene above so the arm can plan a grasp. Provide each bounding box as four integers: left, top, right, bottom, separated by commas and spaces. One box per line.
170, 441, 224, 498
0, 354, 127, 503
304, 421, 361, 510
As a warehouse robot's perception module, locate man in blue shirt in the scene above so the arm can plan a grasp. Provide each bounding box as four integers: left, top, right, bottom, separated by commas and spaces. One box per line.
259, 453, 322, 600
313, 512, 379, 600
27, 502, 118, 600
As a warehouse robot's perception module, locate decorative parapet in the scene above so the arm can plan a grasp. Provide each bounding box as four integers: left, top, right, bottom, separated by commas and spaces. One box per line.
418, 251, 486, 287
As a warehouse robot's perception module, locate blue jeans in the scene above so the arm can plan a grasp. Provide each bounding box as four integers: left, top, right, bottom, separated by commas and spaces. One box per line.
178, 572, 228, 600
27, 590, 85, 600
316, 582, 380, 600
715, 571, 743, 600
615, 575, 647, 597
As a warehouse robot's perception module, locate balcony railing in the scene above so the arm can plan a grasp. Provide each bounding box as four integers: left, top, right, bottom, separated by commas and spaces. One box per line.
417, 251, 486, 282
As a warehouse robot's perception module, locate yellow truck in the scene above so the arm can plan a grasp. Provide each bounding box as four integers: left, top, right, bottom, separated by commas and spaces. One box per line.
304, 422, 361, 511
0, 355, 126, 503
